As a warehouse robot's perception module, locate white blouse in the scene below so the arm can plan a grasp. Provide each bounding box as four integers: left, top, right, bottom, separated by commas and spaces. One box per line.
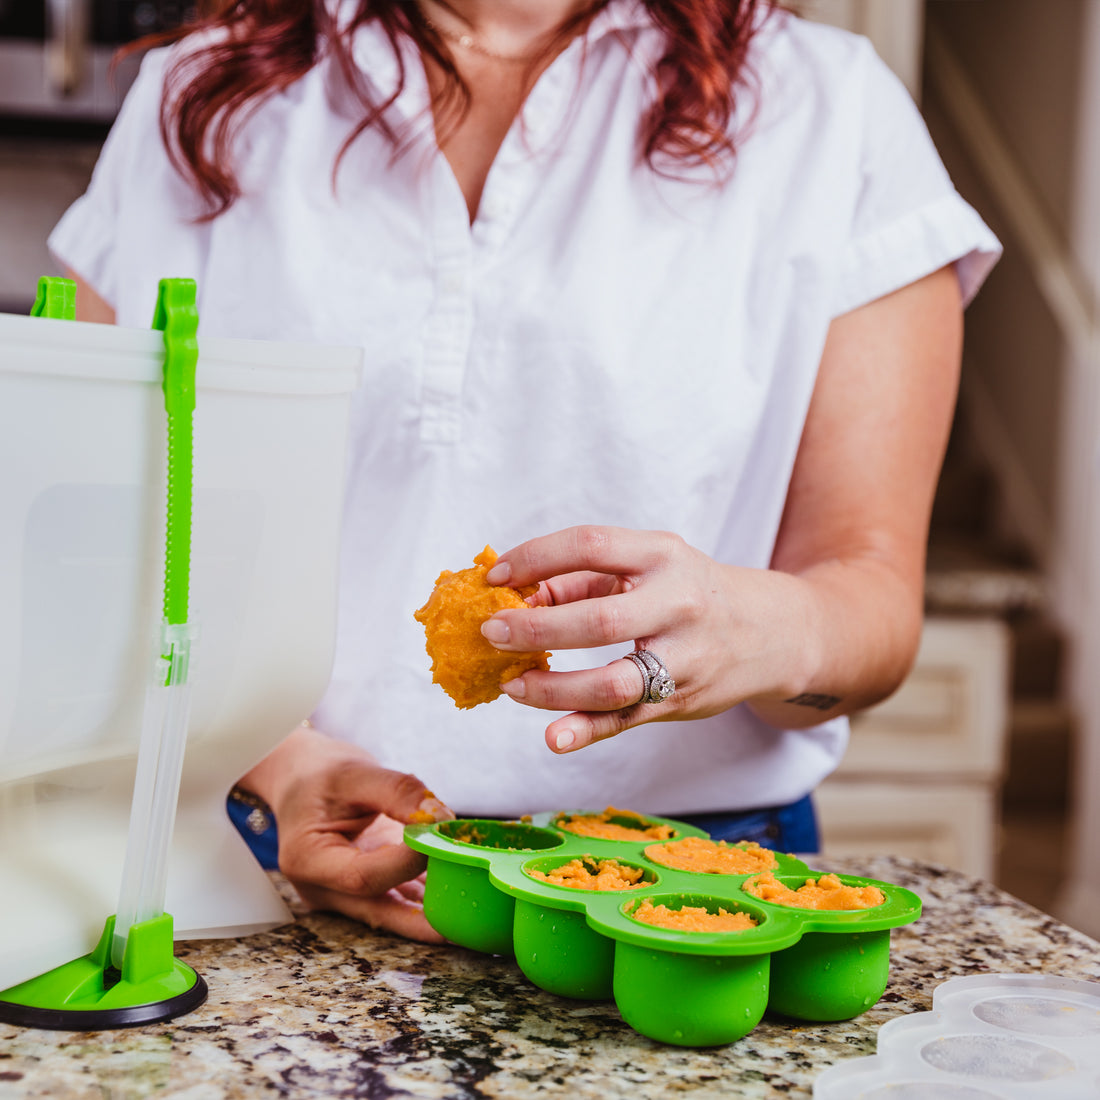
50, 1, 1000, 817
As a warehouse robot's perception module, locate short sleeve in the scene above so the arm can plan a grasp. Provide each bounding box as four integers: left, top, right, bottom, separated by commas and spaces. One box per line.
832, 40, 1001, 316
48, 46, 206, 319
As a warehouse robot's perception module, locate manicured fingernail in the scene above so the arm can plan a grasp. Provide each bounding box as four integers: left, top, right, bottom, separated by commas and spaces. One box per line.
486, 562, 511, 584
481, 617, 510, 644
502, 678, 525, 698
555, 728, 576, 752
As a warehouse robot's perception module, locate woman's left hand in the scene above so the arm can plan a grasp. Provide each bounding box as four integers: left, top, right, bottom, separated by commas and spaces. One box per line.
480, 525, 820, 753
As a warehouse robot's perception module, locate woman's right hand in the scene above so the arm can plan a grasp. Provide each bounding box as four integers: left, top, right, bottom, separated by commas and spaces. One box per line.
237, 724, 454, 943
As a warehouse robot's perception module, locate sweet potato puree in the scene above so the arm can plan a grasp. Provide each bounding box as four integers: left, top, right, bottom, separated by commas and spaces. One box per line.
447, 822, 492, 845
527, 857, 647, 891
644, 836, 779, 875
440, 820, 545, 851
629, 898, 757, 933
413, 546, 550, 709
556, 807, 676, 842
744, 871, 885, 910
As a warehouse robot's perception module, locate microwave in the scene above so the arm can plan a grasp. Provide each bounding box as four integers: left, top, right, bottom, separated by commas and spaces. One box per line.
0, 1, 196, 122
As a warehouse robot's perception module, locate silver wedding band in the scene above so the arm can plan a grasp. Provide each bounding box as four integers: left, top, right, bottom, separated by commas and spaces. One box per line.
624, 649, 676, 705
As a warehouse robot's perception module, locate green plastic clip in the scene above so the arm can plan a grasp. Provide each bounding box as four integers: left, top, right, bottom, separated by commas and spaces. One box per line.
30, 276, 76, 320
153, 277, 199, 425
151, 279, 198, 670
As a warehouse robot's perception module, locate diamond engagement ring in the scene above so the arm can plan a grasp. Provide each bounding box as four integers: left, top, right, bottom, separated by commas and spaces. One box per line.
624, 649, 676, 705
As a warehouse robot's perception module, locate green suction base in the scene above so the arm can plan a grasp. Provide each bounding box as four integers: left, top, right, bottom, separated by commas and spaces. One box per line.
0, 913, 207, 1031
0, 974, 208, 1031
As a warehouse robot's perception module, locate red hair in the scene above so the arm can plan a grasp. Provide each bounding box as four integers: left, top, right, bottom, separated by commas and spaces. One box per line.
137, 0, 776, 217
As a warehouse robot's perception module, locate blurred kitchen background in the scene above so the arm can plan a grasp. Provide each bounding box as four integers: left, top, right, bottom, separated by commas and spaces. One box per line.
2, 0, 1098, 937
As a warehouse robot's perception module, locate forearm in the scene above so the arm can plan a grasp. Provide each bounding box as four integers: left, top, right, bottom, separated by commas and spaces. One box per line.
746, 268, 959, 731
236, 723, 374, 814
68, 269, 117, 324
745, 551, 923, 729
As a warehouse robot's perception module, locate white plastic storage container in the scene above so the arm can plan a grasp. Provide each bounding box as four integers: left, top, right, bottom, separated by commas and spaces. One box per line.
0, 311, 362, 990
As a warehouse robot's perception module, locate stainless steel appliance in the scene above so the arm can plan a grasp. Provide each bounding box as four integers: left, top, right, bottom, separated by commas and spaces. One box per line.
0, 1, 196, 122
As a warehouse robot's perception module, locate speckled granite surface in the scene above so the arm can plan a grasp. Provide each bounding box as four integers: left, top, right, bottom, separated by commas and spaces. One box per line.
2, 856, 1097, 1099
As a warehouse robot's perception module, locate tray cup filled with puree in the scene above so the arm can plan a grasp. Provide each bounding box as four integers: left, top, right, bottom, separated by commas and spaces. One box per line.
553, 806, 680, 842
405, 809, 921, 1047
645, 835, 780, 875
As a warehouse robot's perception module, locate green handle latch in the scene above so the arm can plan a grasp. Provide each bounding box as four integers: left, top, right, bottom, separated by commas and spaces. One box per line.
151, 278, 198, 633
30, 276, 76, 320
153, 278, 199, 422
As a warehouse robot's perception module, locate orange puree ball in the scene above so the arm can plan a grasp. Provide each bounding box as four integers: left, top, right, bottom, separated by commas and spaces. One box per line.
414, 546, 550, 709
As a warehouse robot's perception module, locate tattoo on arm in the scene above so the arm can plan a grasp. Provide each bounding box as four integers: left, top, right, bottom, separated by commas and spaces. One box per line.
784, 692, 842, 711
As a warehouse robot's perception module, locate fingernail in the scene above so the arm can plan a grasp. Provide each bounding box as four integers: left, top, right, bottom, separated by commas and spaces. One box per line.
486, 562, 511, 584
502, 678, 525, 698
555, 728, 576, 752
481, 617, 510, 645
409, 794, 456, 824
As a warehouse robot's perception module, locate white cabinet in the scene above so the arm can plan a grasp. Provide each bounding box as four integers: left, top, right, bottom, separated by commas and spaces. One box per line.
816, 616, 1011, 878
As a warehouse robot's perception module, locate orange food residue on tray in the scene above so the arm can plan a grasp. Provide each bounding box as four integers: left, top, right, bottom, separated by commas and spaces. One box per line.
413, 546, 550, 709
743, 871, 885, 910
629, 898, 757, 933
644, 836, 779, 875
527, 857, 647, 891
556, 806, 676, 842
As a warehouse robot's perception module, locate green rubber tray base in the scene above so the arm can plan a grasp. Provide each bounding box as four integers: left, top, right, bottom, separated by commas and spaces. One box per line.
0, 913, 206, 1031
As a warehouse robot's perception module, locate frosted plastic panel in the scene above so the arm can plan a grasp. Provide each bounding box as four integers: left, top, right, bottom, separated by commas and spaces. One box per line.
8, 484, 261, 772
0, 311, 361, 990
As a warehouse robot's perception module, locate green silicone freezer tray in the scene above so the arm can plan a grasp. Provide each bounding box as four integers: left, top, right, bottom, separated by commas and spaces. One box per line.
404, 812, 921, 1047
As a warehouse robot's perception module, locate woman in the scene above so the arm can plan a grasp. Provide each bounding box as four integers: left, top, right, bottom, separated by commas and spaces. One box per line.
53, 0, 999, 941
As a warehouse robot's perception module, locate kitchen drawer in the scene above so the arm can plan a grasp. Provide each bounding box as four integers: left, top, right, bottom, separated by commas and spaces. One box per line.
839, 616, 1010, 780
814, 778, 999, 879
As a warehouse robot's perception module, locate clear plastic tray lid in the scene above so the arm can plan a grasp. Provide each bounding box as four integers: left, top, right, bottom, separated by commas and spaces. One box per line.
813, 972, 1100, 1099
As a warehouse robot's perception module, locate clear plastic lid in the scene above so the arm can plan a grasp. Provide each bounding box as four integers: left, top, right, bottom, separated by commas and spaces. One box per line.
814, 973, 1100, 1099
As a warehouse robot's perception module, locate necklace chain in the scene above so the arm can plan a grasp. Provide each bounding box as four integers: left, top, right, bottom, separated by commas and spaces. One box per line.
415, 2, 545, 63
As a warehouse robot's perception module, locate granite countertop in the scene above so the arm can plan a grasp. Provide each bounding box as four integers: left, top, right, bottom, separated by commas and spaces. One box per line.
2, 855, 1098, 1099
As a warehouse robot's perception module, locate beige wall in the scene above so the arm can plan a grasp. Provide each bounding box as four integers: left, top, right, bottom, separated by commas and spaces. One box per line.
922, 0, 1090, 568
927, 0, 1086, 243
923, 0, 1100, 939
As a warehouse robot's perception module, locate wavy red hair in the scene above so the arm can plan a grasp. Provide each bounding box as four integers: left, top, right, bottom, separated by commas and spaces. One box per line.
135, 0, 776, 217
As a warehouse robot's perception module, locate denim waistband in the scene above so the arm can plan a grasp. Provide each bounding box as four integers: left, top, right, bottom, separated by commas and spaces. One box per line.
675, 793, 819, 854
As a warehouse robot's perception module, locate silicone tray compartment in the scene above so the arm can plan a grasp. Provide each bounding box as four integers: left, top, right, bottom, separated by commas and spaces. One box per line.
813, 973, 1100, 1099
405, 811, 922, 1047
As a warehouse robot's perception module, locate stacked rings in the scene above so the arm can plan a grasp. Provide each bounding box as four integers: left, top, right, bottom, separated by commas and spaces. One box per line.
624, 649, 676, 705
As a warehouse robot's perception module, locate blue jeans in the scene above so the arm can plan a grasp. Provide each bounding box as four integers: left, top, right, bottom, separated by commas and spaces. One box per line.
675, 793, 819, 853
226, 791, 280, 870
